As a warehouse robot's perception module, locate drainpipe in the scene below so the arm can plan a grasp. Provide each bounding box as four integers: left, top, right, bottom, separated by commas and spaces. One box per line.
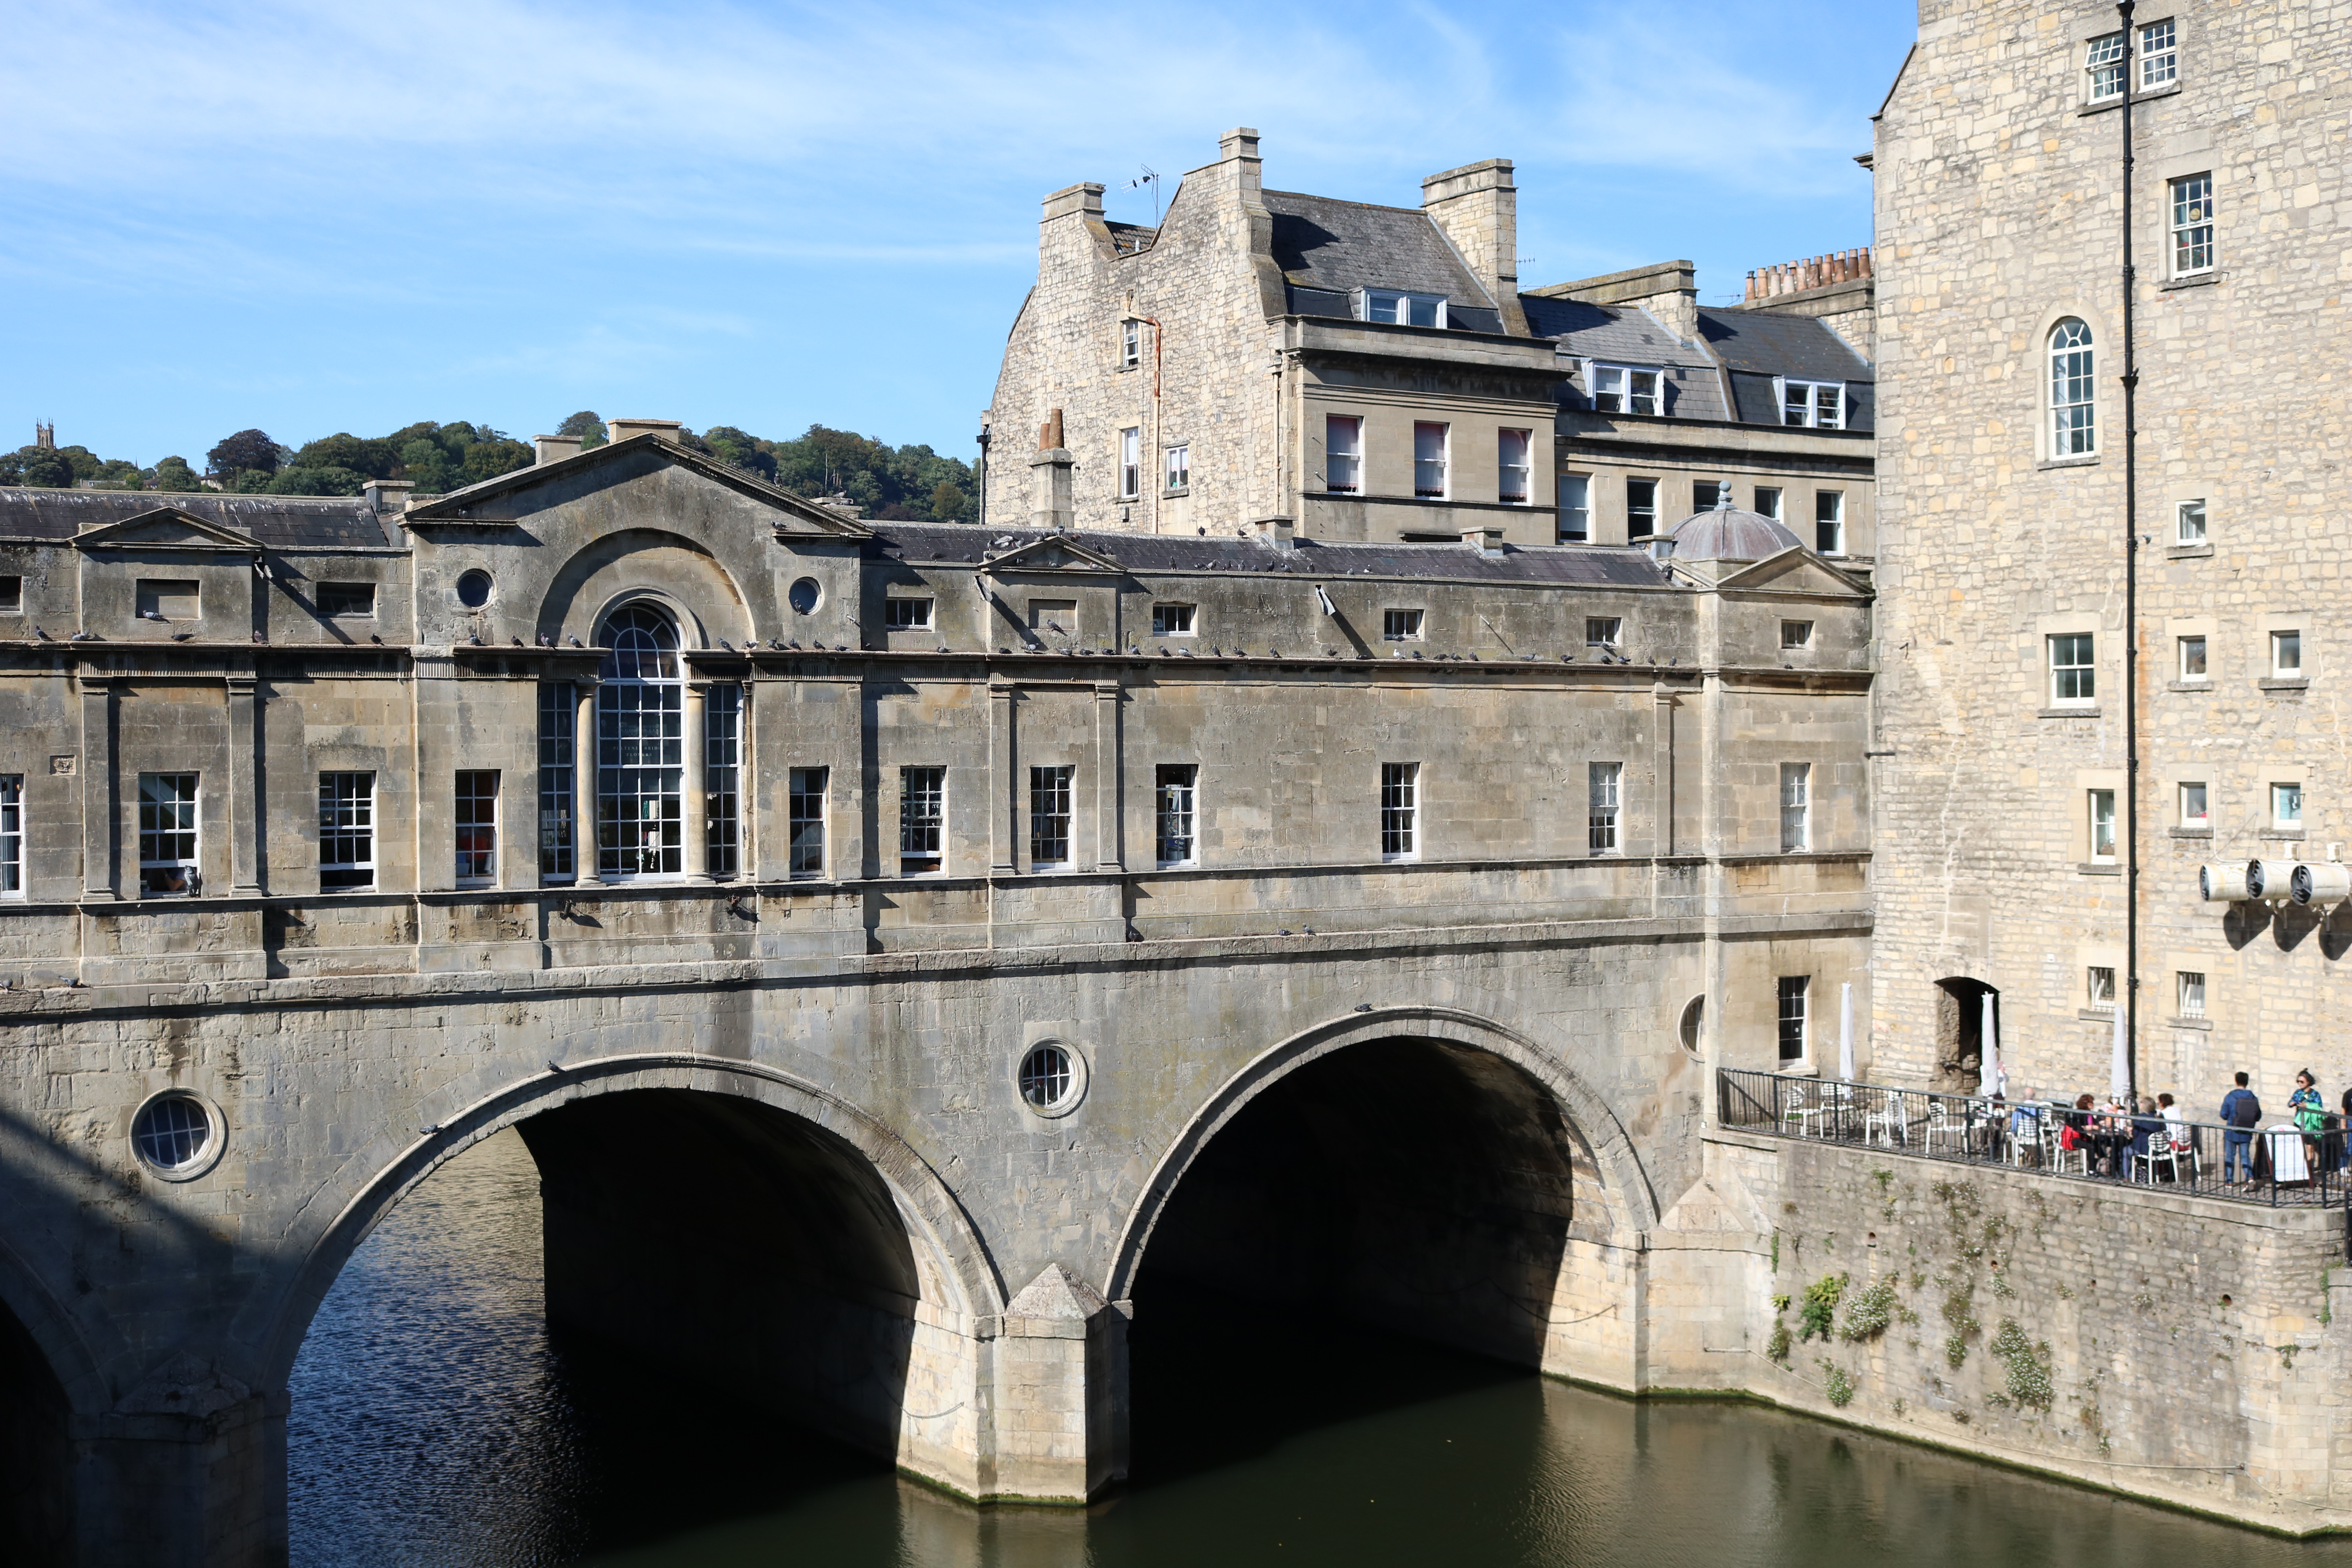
2118, 0, 2142, 1102
1136, 316, 1163, 532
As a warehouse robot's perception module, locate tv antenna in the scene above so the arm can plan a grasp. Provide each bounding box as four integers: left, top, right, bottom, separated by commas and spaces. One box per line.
1125, 164, 1161, 226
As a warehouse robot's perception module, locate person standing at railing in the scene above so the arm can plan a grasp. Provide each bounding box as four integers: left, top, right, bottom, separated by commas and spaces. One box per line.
2221, 1073, 2263, 1183
2291, 1071, 2326, 1174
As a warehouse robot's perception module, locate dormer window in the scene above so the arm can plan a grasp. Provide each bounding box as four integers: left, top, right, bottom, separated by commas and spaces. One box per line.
1781, 380, 1845, 429
1359, 289, 1446, 328
1589, 364, 1661, 417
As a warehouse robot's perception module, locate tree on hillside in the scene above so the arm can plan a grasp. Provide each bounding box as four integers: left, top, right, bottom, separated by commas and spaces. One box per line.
290, 433, 402, 480
556, 411, 606, 449
207, 429, 282, 481
0, 447, 75, 487
153, 457, 201, 492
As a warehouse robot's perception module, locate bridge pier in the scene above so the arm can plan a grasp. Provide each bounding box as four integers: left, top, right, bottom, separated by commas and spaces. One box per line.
69, 1371, 285, 1568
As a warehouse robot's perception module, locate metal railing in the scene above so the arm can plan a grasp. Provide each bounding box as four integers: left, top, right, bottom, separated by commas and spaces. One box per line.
1717, 1068, 2348, 1209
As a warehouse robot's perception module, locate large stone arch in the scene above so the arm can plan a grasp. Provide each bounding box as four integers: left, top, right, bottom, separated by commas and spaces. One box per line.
534, 528, 755, 650
1107, 1004, 1659, 1304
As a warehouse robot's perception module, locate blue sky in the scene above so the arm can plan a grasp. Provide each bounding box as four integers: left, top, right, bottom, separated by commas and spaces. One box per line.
0, 0, 1913, 470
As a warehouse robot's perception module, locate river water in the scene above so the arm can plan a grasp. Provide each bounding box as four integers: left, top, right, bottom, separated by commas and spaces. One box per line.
290, 1129, 2352, 1568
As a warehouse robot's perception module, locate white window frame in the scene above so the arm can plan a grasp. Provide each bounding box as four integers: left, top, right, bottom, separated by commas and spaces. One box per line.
1029, 764, 1074, 871
318, 771, 376, 892
1497, 428, 1532, 504
1379, 762, 1419, 861
1163, 444, 1189, 492
2049, 632, 2096, 705
1814, 491, 1846, 555
1120, 318, 1142, 369
2273, 782, 2304, 830
2178, 635, 2208, 682
1781, 380, 1846, 430
788, 766, 828, 878
1589, 363, 1661, 417
882, 597, 934, 631
2170, 172, 2214, 278
1155, 763, 1198, 868
1586, 616, 1622, 651
2272, 629, 2303, 678
1151, 603, 1196, 637
1777, 976, 1809, 1064
1753, 485, 1784, 521
2179, 780, 2209, 828
1117, 426, 1141, 500
1587, 761, 1621, 856
899, 766, 945, 875
1780, 763, 1812, 853
2176, 498, 2206, 544
2085, 30, 2126, 103
455, 769, 498, 886
1360, 289, 1446, 328
138, 772, 200, 897
2050, 319, 2096, 457
2088, 788, 2117, 862
1325, 415, 1362, 494
0, 774, 20, 896
1412, 421, 1450, 499
2088, 966, 2117, 1009
1559, 474, 1591, 542
2138, 18, 2177, 90
2178, 969, 2206, 1019
1383, 608, 1425, 642
1781, 620, 1815, 650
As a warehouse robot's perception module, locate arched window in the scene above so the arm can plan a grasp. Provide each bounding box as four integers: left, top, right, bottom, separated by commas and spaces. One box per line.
596, 604, 682, 877
2049, 318, 2095, 456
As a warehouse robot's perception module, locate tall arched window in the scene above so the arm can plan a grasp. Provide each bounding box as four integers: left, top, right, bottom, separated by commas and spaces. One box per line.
2049, 318, 2096, 456
597, 604, 682, 877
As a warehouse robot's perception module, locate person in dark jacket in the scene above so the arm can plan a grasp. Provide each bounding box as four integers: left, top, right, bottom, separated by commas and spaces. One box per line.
2221, 1071, 2262, 1182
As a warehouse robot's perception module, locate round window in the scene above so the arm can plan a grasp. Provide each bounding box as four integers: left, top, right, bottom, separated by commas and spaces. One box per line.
1017, 1042, 1086, 1117
1679, 995, 1706, 1058
456, 570, 494, 609
131, 1091, 223, 1180
788, 577, 822, 615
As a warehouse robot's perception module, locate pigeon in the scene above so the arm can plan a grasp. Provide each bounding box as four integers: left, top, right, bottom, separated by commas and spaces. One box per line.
510, 636, 523, 646
170, 632, 194, 642
69, 631, 96, 642
371, 634, 383, 645
770, 639, 786, 650
31, 627, 49, 640
718, 639, 733, 651
467, 633, 483, 646
568, 635, 583, 647
537, 633, 553, 647
140, 609, 165, 621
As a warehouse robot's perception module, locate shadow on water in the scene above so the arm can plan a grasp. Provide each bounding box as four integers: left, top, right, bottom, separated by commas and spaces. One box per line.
292, 1130, 2352, 1568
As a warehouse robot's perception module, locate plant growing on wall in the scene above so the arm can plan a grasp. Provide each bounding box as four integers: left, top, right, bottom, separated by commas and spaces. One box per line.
1799, 1274, 1847, 1343
1841, 1279, 1898, 1342
1987, 1318, 2053, 1410
1942, 1283, 1979, 1368
1819, 1361, 1856, 1407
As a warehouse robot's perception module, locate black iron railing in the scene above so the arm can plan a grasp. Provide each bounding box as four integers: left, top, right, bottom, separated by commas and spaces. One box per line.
1717, 1068, 2347, 1209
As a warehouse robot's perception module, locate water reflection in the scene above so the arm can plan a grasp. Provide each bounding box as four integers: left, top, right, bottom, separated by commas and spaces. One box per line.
290, 1129, 2352, 1568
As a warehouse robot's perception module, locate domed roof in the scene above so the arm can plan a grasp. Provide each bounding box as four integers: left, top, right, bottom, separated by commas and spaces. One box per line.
1663, 501, 1804, 562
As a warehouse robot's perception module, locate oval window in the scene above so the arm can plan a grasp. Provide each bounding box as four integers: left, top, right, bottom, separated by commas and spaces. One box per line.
1017, 1042, 1085, 1116
788, 577, 822, 615
456, 570, 494, 609
1679, 995, 1706, 1057
131, 1091, 220, 1179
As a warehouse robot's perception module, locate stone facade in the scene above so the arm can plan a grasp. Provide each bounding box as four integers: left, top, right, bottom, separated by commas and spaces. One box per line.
1869, 0, 2352, 1110
0, 434, 1875, 1563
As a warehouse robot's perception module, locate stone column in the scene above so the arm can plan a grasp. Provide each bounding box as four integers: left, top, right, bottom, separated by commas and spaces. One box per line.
71, 1355, 288, 1568
749, 675, 790, 882
1093, 681, 1122, 871
988, 681, 1016, 875
573, 683, 602, 884
226, 673, 263, 894
78, 675, 118, 899
681, 682, 708, 878
1650, 681, 1675, 860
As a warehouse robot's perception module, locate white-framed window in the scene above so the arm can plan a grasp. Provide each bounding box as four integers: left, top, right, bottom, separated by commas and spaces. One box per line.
538, 682, 575, 881
2050, 319, 2096, 456
0, 774, 20, 895
1029, 765, 1074, 869
1753, 485, 1783, 521
2274, 782, 2303, 829
2272, 629, 2303, 677
2176, 498, 2206, 543
1588, 761, 1621, 855
1361, 289, 1445, 327
2180, 781, 2209, 828
1782, 381, 1845, 429
1777, 976, 1808, 1063
1626, 478, 1657, 536
2088, 788, 2117, 862
2178, 969, 2206, 1019
2085, 30, 2127, 102
1383, 608, 1424, 641
2049, 632, 2096, 704
1118, 426, 1141, 500
2171, 173, 2214, 276
1164, 444, 1189, 492
2088, 966, 2116, 1008
1586, 616, 1622, 650
1156, 763, 1197, 867
789, 767, 827, 878
1497, 428, 1532, 504
1379, 762, 1418, 859
1590, 364, 1661, 416
1325, 415, 1363, 494
883, 597, 933, 630
1780, 763, 1811, 853
1120, 319, 1142, 368
1781, 620, 1815, 649
1559, 474, 1591, 541
138, 772, 199, 896
455, 770, 497, 884
1152, 603, 1196, 637
2178, 635, 2207, 680
596, 605, 682, 878
318, 771, 375, 891
1412, 422, 1449, 498
2139, 18, 2177, 89
899, 766, 944, 875
1815, 491, 1845, 555
705, 684, 742, 880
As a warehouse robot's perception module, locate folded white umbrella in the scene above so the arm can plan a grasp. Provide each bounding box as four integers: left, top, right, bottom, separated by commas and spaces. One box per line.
1978, 991, 2002, 1098
2109, 997, 2131, 1103
1838, 983, 1855, 1082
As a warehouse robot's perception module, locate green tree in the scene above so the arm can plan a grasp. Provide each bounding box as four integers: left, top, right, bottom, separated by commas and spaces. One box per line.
227, 469, 274, 494
0, 448, 75, 487
207, 428, 282, 481
556, 411, 606, 449
265, 466, 366, 497
290, 433, 401, 479
54, 445, 102, 482
153, 457, 201, 492
459, 432, 532, 486
930, 481, 966, 521
399, 438, 453, 494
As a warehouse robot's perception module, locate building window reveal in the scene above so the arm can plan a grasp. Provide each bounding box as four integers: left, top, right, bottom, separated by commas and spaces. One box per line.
2088, 966, 2116, 1009
456, 771, 498, 884
1118, 427, 1141, 500
1781, 763, 1812, 853
1152, 603, 1196, 636
1164, 445, 1189, 492
2274, 782, 2303, 830
1412, 422, 1449, 498
2089, 788, 2117, 862
706, 684, 741, 880
2139, 18, 2177, 89
1586, 617, 1622, 651
2180, 781, 2208, 828
2050, 319, 2096, 456
2050, 632, 2096, 704
1693, 481, 1725, 512
318, 772, 375, 891
1626, 478, 1657, 537
1777, 976, 1809, 1063
2171, 173, 2214, 276
1363, 289, 1444, 327
2177, 498, 2206, 544
2273, 630, 2303, 678
1560, 474, 1591, 542
317, 582, 375, 618
1754, 486, 1783, 521
2085, 30, 2126, 102
1588, 761, 1621, 855
1782, 620, 1815, 650
1497, 428, 1531, 504
1380, 762, 1419, 859
2178, 969, 2206, 1019
899, 766, 944, 875
538, 682, 575, 880
1120, 319, 1141, 368
2179, 636, 2207, 680
138, 772, 199, 896
1815, 491, 1845, 555
1384, 608, 1424, 641
883, 597, 933, 631
1156, 764, 1197, 866
1029, 766, 1074, 869
0, 774, 18, 895
1325, 416, 1362, 494
789, 767, 828, 878
596, 605, 683, 877
1783, 381, 1845, 429
1591, 365, 1661, 416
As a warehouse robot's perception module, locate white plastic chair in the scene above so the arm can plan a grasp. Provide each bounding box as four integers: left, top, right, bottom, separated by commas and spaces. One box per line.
1922, 1099, 1969, 1156
1865, 1091, 1909, 1149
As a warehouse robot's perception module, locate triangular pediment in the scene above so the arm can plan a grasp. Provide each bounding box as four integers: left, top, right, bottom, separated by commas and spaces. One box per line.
1711, 545, 1871, 598
405, 432, 872, 538
73, 507, 262, 553
980, 535, 1124, 575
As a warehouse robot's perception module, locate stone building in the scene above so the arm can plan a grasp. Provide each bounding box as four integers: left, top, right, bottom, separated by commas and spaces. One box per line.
1868, 1, 2351, 1105
0, 428, 1874, 1560
983, 129, 1878, 566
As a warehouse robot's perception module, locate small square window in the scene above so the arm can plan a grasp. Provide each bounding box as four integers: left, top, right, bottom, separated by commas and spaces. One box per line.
2274, 782, 2303, 829
317, 582, 375, 618
2179, 781, 2208, 826
1152, 603, 1196, 637
1363, 289, 1445, 327
2088, 966, 2116, 1008
1586, 617, 1622, 650
2178, 969, 2206, 1019
2088, 788, 2117, 861
0, 575, 23, 614
1028, 599, 1076, 637
1383, 609, 1424, 642
1591, 365, 1661, 417
2178, 636, 2207, 680
1164, 445, 1190, 492
883, 597, 933, 631
2176, 499, 2206, 544
2272, 630, 2302, 677
1783, 381, 1845, 430
1753, 486, 1783, 522
1780, 620, 1814, 650
2085, 30, 2126, 102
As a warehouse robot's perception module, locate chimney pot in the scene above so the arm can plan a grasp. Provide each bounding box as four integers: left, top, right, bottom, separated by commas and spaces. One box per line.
534, 434, 584, 465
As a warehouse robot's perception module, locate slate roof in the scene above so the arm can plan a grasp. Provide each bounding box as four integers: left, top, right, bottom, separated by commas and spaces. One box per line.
1698, 307, 1875, 431
0, 489, 392, 549
1524, 298, 1728, 422
869, 523, 1675, 589
1521, 294, 1875, 431
1264, 191, 1495, 310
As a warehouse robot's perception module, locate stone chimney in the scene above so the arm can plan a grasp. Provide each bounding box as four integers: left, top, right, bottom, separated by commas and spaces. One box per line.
362, 478, 414, 515
1421, 159, 1528, 336
1524, 261, 1699, 347
1740, 247, 1876, 357
1745, 247, 1872, 302
606, 418, 683, 445
534, 434, 584, 465
1030, 408, 1073, 531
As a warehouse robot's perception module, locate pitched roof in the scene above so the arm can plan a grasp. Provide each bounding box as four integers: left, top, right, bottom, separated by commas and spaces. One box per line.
1263, 191, 1494, 308
1696, 307, 1871, 381
0, 488, 392, 549
405, 432, 870, 534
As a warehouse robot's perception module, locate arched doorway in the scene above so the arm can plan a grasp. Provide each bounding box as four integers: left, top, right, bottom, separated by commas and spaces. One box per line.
0, 1296, 71, 1567
1933, 978, 1999, 1094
